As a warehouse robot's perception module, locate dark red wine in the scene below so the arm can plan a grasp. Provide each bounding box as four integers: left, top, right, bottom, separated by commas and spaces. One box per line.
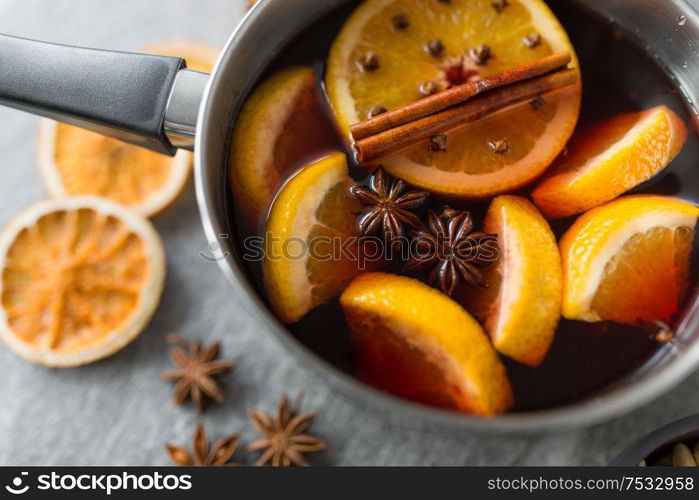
229, 0, 699, 412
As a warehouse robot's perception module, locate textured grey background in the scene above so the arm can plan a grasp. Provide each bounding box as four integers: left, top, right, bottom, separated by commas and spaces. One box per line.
0, 0, 698, 466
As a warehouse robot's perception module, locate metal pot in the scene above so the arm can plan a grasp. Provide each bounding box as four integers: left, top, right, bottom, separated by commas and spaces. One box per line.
611, 414, 699, 465
1, 0, 698, 432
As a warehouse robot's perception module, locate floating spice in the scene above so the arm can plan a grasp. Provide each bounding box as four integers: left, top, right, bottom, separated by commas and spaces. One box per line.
429, 133, 448, 152
524, 33, 542, 48
488, 138, 509, 154
425, 39, 445, 59
368, 105, 388, 118
392, 13, 410, 30
350, 53, 576, 164
492, 0, 510, 13
359, 52, 380, 72
405, 208, 498, 296
419, 81, 439, 97
349, 167, 429, 242
469, 44, 492, 65
530, 95, 546, 110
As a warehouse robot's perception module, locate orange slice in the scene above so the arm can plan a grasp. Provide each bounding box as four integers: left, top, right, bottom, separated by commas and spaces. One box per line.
37, 41, 219, 217
326, 0, 581, 198
457, 195, 561, 366
560, 195, 699, 324
229, 66, 339, 228
263, 152, 371, 324
340, 273, 513, 415
0, 197, 166, 366
532, 105, 688, 219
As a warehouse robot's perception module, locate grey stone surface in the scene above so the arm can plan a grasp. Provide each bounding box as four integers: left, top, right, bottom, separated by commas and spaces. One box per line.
0, 0, 698, 466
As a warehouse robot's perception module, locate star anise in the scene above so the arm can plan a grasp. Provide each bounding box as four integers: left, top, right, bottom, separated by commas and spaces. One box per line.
404, 208, 498, 296
166, 422, 240, 466
247, 394, 326, 467
162, 333, 235, 412
349, 167, 429, 242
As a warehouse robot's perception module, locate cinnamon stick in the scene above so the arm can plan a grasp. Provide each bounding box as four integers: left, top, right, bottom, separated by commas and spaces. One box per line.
350, 51, 572, 141
354, 68, 578, 164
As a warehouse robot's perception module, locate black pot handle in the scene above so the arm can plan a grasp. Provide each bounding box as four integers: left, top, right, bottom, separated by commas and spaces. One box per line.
0, 33, 207, 155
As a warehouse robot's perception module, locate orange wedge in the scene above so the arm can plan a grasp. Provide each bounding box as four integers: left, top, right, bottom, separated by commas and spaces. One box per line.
326, 0, 581, 198
457, 195, 561, 366
560, 195, 699, 324
229, 66, 339, 228
0, 197, 166, 366
264, 152, 372, 324
532, 105, 688, 219
37, 41, 219, 217
341, 273, 513, 415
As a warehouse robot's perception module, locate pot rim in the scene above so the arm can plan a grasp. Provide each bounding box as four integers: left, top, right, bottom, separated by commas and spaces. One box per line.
610, 414, 699, 465
194, 0, 699, 433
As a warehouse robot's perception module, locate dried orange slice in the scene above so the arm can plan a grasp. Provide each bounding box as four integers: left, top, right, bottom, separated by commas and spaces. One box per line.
0, 197, 166, 366
532, 106, 688, 219
457, 195, 561, 366
326, 0, 581, 198
341, 273, 513, 415
229, 66, 339, 228
37, 41, 219, 217
264, 152, 371, 324
560, 195, 699, 324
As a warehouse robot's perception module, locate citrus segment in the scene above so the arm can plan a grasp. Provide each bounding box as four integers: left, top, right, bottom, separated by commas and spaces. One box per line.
229, 66, 339, 228
37, 41, 219, 217
264, 153, 370, 324
0, 197, 166, 366
326, 0, 581, 198
532, 106, 688, 219
560, 195, 699, 324
458, 195, 562, 366
340, 273, 513, 415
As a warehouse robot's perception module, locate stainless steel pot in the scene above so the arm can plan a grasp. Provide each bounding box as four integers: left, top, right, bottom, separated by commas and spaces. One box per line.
1, 0, 698, 432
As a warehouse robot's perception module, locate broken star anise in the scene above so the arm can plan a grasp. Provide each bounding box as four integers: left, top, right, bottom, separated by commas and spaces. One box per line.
162, 333, 235, 412
246, 394, 326, 467
349, 167, 429, 242
166, 422, 240, 466
404, 208, 498, 296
